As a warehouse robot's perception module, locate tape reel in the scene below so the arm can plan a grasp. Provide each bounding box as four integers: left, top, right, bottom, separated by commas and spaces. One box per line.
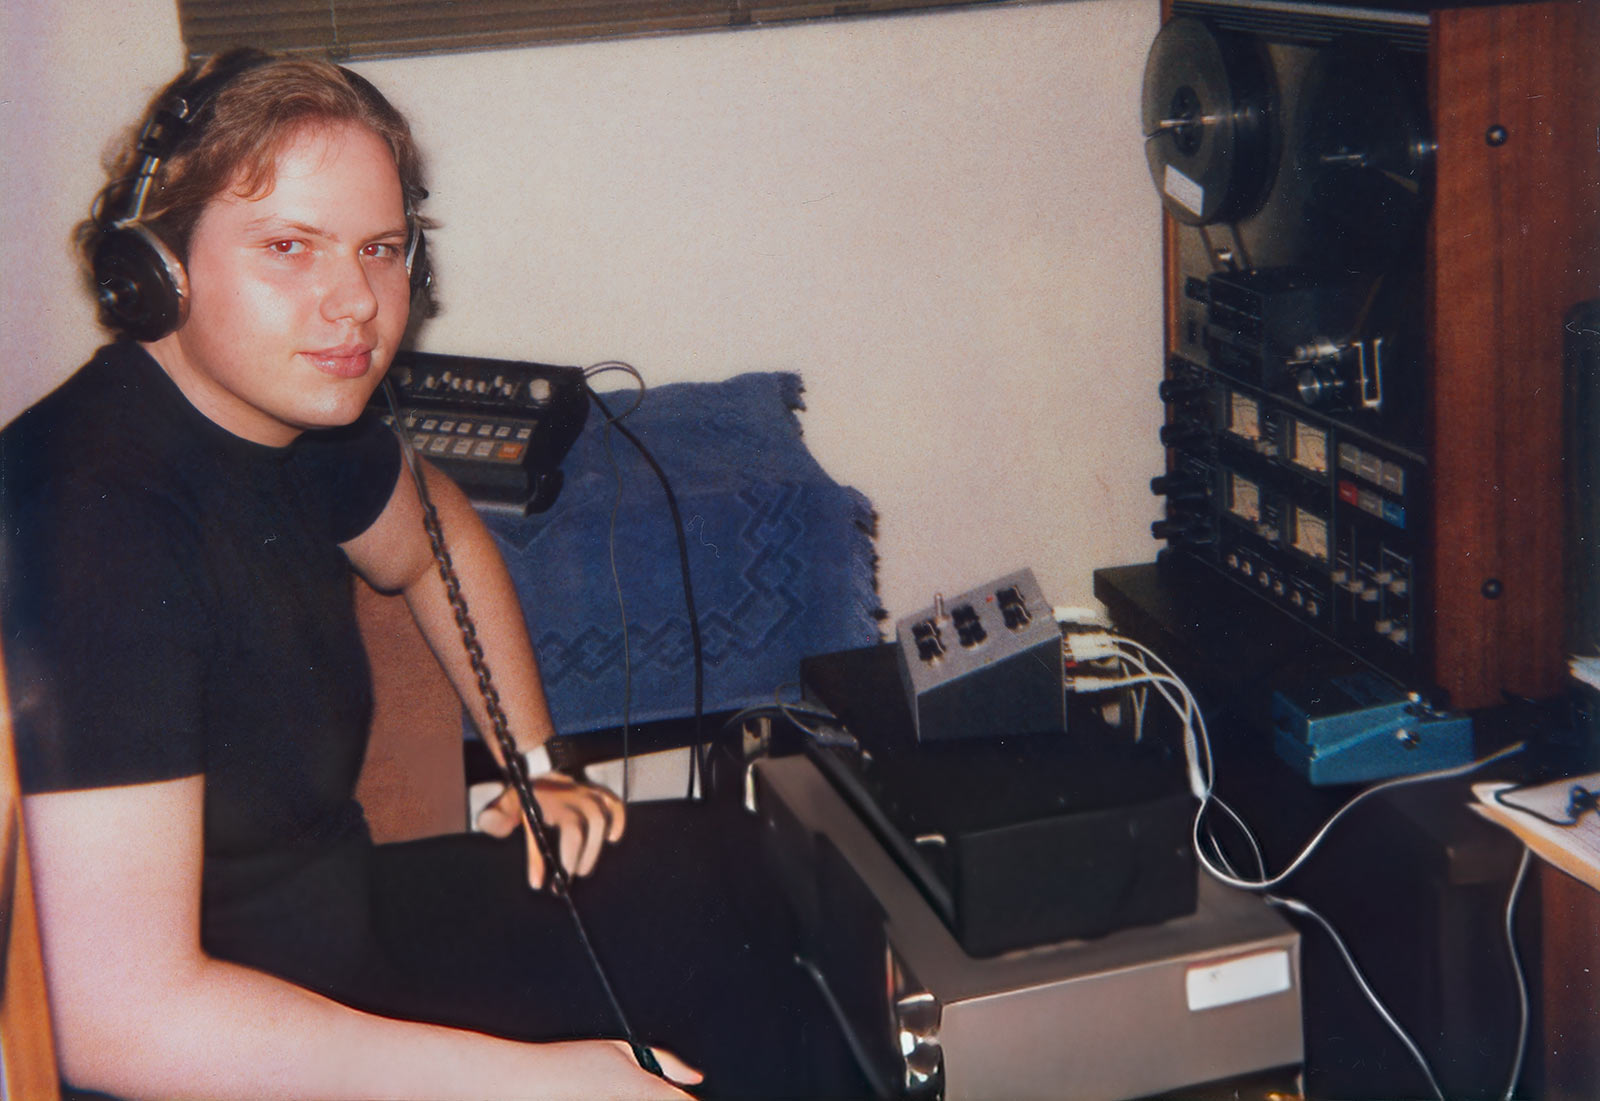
1294, 38, 1433, 275
1141, 16, 1277, 227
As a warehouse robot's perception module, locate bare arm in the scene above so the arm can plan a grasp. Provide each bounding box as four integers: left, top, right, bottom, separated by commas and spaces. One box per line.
23, 778, 693, 1100
342, 459, 624, 886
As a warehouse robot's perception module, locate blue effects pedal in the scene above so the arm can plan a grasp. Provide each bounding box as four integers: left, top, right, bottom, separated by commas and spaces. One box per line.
1272, 670, 1474, 785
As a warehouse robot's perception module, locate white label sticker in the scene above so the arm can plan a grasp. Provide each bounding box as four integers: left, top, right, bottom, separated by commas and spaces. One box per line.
1163, 164, 1205, 218
1185, 949, 1291, 1011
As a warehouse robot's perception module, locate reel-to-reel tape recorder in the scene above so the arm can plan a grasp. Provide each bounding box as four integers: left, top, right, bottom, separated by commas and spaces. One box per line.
1143, 0, 1598, 710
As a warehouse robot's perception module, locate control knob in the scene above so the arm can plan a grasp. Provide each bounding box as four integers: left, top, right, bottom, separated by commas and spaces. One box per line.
1159, 421, 1210, 449
1150, 473, 1208, 504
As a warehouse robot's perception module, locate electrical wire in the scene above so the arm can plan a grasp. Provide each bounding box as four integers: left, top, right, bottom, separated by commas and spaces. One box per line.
1180, 766, 1445, 1097
1269, 894, 1446, 1101
1194, 739, 1524, 893
1502, 847, 1533, 1101
1493, 781, 1600, 827
1067, 632, 1524, 892
1059, 622, 1534, 1099
1182, 780, 1442, 1098
718, 688, 856, 750
584, 373, 709, 801
585, 362, 645, 803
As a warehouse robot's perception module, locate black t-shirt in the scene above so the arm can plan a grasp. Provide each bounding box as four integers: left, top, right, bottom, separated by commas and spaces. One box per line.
1, 341, 401, 917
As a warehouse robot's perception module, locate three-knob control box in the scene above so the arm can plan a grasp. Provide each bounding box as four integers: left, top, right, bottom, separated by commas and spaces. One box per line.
894, 568, 1066, 743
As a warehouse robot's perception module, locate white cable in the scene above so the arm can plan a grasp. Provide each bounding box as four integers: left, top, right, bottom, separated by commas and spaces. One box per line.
1194, 741, 1524, 892
1270, 895, 1446, 1101
1065, 627, 1528, 1101
1204, 791, 1267, 880
1502, 847, 1533, 1101
1069, 651, 1211, 799
1079, 631, 1526, 890
1108, 636, 1215, 795
1061, 630, 1123, 663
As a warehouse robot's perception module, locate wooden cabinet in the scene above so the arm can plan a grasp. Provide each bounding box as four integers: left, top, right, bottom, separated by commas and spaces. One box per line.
1425, 0, 1600, 709
1155, 0, 1599, 711
0, 644, 60, 1100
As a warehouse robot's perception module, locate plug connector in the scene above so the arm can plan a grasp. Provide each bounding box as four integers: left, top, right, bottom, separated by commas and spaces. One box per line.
1052, 604, 1106, 626
1065, 673, 1134, 695
1062, 630, 1122, 664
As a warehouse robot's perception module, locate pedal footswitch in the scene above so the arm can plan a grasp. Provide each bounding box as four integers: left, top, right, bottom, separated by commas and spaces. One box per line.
1271, 670, 1473, 785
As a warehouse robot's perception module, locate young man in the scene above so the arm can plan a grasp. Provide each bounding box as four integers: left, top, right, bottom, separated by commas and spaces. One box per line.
3, 50, 834, 1099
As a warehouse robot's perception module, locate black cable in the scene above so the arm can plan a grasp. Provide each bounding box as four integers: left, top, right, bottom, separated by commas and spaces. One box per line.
1493, 782, 1600, 827
586, 365, 640, 803
381, 381, 661, 1077
585, 384, 708, 797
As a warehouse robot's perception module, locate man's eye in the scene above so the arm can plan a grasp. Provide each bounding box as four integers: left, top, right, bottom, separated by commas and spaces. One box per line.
363, 242, 403, 260
268, 240, 306, 255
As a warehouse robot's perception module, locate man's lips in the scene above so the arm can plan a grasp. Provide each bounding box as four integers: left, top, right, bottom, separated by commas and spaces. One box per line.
302, 345, 374, 378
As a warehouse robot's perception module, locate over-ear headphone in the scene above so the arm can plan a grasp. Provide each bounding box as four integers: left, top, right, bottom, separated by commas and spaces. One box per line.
92, 51, 430, 342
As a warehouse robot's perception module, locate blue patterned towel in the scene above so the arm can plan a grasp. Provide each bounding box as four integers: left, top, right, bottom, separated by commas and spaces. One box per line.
480, 372, 882, 735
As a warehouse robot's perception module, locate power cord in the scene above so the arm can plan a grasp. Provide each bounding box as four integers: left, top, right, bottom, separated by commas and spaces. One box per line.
1269, 894, 1446, 1101
1501, 847, 1533, 1101
584, 365, 710, 802
584, 361, 646, 802
720, 687, 857, 752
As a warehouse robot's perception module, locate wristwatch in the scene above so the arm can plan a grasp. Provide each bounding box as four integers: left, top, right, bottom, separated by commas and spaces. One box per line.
522, 743, 555, 779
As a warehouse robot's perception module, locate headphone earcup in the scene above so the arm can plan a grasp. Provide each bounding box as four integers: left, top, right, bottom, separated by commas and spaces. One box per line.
406, 227, 431, 301
93, 222, 188, 342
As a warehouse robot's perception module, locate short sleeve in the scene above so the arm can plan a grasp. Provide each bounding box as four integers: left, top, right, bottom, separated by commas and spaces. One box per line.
5, 476, 211, 792
287, 411, 402, 544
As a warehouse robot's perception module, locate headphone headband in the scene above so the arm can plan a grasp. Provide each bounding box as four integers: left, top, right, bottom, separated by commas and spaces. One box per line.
94, 51, 429, 341
117, 50, 274, 228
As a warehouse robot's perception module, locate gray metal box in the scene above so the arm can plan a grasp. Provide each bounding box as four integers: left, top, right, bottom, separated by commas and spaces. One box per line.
755, 755, 1304, 1100
894, 568, 1065, 742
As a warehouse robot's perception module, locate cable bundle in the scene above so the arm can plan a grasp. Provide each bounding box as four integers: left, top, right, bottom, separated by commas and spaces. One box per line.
1056, 615, 1530, 1101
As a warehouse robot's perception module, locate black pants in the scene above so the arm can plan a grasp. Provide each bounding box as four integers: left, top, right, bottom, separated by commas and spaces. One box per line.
201, 800, 865, 1099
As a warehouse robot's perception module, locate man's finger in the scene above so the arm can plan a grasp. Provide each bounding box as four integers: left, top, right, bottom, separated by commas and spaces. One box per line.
600, 783, 627, 842
649, 1046, 704, 1086
476, 786, 520, 838
572, 794, 609, 877
556, 807, 584, 880
523, 824, 548, 890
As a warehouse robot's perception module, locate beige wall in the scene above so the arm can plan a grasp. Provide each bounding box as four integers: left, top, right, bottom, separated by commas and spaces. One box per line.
0, 0, 189, 415
1, 0, 1164, 619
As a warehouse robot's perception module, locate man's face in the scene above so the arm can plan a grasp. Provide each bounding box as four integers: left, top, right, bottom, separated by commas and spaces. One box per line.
148, 120, 412, 447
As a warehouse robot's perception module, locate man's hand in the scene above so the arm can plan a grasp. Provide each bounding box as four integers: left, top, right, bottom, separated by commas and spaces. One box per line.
475, 773, 626, 889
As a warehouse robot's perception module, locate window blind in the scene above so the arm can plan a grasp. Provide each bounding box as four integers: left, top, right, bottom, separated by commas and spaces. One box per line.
177, 0, 1016, 61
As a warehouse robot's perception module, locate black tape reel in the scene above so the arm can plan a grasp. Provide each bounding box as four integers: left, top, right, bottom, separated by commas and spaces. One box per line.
1293, 38, 1433, 275
1141, 16, 1278, 227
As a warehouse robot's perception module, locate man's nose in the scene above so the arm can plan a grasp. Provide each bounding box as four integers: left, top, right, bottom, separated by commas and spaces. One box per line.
321, 253, 380, 324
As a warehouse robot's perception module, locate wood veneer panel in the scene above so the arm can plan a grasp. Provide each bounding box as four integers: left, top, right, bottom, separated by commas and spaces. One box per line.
1426, 0, 1596, 708
1539, 862, 1600, 1099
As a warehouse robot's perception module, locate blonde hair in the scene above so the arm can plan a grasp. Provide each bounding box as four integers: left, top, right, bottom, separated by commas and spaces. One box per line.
79, 48, 435, 330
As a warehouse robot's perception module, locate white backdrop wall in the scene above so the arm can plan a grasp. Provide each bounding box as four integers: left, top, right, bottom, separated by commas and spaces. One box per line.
1, 0, 1165, 620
